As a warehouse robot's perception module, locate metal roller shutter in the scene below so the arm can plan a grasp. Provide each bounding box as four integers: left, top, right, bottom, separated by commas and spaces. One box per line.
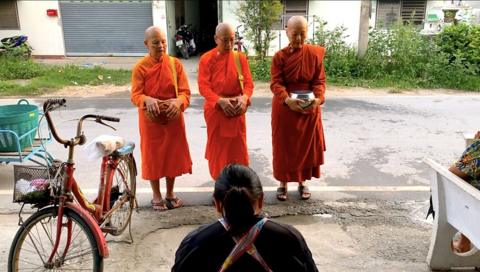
60, 1, 153, 56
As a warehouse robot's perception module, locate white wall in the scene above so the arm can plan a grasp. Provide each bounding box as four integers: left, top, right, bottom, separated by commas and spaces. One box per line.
0, 1, 65, 56
309, 1, 362, 46
152, 0, 168, 32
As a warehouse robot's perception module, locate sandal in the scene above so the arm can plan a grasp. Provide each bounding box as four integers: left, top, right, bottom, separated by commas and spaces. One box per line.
165, 197, 184, 210
151, 199, 168, 211
276, 187, 288, 201
298, 185, 311, 200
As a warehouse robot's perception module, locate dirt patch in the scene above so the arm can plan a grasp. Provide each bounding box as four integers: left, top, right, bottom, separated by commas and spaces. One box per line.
43, 84, 130, 98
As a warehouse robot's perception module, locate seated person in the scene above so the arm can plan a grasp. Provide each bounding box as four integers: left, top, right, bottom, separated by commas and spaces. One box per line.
172, 164, 318, 271
449, 131, 480, 253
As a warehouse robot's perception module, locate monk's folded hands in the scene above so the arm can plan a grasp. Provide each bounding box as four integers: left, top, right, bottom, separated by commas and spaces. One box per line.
234, 94, 248, 115
217, 97, 237, 117
144, 96, 162, 115
301, 98, 323, 113
285, 97, 305, 113
165, 98, 182, 119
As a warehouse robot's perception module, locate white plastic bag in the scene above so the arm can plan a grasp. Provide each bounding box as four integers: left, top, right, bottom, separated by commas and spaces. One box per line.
83, 135, 125, 160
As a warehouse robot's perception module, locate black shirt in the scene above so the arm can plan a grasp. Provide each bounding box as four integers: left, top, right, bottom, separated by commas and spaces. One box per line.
172, 217, 318, 272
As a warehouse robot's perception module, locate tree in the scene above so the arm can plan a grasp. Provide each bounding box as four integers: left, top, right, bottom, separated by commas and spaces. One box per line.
235, 0, 283, 60
357, 0, 371, 58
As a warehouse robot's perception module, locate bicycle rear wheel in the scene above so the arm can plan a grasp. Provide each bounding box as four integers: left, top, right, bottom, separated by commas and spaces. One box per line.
107, 155, 136, 236
8, 206, 103, 271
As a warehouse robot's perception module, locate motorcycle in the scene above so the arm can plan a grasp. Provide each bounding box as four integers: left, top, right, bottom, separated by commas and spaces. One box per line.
0, 35, 32, 59
175, 24, 196, 59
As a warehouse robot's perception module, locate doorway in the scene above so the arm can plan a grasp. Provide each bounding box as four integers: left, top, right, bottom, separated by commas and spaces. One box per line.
166, 0, 218, 57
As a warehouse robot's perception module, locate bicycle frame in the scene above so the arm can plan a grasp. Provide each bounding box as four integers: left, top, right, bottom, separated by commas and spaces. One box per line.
47, 162, 110, 263
41, 100, 127, 261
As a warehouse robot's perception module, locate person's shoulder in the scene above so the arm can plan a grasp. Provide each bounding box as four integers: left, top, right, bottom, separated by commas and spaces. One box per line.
263, 219, 306, 242
132, 55, 150, 71
235, 51, 249, 62
169, 55, 185, 68
274, 47, 288, 57
272, 47, 288, 62
179, 220, 224, 248
199, 48, 216, 62
305, 44, 326, 56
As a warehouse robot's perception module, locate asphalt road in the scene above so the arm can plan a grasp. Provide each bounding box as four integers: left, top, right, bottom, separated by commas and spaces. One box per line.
1, 94, 478, 210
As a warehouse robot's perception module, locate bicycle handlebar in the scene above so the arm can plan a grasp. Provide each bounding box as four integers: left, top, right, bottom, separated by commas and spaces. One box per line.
43, 99, 120, 147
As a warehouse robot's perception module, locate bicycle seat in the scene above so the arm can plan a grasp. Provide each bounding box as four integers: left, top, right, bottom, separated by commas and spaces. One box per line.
111, 141, 135, 156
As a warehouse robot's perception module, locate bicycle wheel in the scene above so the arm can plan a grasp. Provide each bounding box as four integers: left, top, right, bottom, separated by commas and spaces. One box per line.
8, 206, 103, 271
107, 155, 136, 236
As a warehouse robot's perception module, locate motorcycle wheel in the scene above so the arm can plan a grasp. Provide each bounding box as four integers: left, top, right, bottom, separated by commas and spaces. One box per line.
180, 45, 189, 59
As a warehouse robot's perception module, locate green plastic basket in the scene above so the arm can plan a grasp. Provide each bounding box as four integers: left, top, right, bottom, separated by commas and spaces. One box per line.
0, 99, 39, 152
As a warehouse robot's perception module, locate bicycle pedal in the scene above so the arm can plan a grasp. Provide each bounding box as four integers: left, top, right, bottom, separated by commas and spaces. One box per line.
101, 226, 118, 234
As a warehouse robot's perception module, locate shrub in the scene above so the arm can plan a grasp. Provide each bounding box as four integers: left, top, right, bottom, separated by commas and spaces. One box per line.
308, 19, 479, 91
436, 23, 480, 74
249, 58, 271, 81
310, 18, 360, 78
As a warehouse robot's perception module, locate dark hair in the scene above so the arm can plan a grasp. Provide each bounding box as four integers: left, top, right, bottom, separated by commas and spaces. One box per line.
214, 164, 263, 236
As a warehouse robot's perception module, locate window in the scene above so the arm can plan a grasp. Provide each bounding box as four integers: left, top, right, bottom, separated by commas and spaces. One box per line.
274, 0, 308, 30
376, 0, 426, 28
0, 0, 20, 30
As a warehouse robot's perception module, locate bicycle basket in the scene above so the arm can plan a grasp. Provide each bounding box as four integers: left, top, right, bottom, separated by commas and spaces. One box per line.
13, 165, 52, 203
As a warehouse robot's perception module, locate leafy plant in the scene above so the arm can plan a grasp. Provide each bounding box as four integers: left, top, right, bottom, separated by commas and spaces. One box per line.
310, 17, 360, 78
249, 58, 272, 81
235, 0, 283, 60
437, 23, 480, 74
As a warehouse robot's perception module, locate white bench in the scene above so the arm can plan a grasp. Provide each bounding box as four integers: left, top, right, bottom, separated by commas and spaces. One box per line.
425, 158, 480, 270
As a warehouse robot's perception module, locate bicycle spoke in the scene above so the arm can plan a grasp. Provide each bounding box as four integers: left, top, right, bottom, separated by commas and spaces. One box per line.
11, 208, 100, 271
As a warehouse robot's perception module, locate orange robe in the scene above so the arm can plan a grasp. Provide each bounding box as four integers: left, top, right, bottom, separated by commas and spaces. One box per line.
198, 48, 254, 179
131, 55, 192, 180
270, 44, 326, 182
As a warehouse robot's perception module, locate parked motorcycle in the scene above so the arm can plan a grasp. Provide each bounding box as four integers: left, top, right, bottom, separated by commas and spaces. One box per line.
0, 35, 32, 59
175, 24, 196, 59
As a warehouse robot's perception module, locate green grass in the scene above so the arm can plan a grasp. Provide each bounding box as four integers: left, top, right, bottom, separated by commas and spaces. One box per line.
0, 58, 131, 96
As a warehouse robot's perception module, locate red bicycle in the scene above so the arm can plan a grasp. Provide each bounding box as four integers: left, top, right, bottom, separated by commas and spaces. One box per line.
8, 99, 137, 271
234, 25, 248, 54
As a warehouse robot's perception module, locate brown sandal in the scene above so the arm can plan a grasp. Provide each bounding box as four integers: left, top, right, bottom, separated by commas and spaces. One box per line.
165, 197, 184, 210
298, 185, 311, 200
151, 199, 168, 211
276, 187, 288, 201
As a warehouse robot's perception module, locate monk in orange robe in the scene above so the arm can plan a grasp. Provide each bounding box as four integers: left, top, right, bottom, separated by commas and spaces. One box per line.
131, 26, 192, 210
270, 16, 326, 201
198, 23, 254, 180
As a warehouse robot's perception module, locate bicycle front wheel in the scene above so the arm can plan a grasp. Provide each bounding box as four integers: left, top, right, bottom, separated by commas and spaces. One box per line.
8, 206, 103, 271
108, 155, 136, 236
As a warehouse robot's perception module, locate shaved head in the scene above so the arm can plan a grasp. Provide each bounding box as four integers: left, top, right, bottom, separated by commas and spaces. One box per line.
144, 26, 167, 59
214, 23, 235, 53
286, 16, 308, 30
286, 16, 308, 50
215, 23, 234, 36
144, 26, 165, 41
